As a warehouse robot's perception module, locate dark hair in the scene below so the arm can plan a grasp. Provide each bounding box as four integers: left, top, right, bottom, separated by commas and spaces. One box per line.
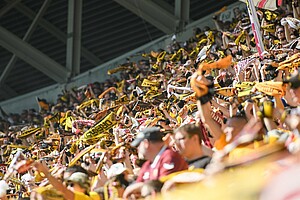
203, 26, 210, 32
177, 100, 185, 109
236, 105, 247, 119
193, 27, 201, 35
265, 65, 278, 80
115, 173, 129, 188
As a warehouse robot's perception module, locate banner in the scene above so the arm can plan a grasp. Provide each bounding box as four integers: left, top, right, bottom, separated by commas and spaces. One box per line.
240, 0, 282, 11
107, 66, 130, 75
72, 120, 95, 133
83, 112, 117, 140
245, 0, 266, 58
17, 127, 41, 139
36, 97, 49, 111
141, 79, 160, 87
115, 95, 130, 105
261, 24, 275, 33
236, 57, 256, 74
218, 4, 247, 23
69, 143, 97, 167
167, 84, 193, 98
131, 100, 153, 115
254, 81, 286, 97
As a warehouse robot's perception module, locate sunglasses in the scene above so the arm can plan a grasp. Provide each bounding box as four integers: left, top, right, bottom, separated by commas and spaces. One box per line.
277, 30, 284, 34
66, 182, 75, 187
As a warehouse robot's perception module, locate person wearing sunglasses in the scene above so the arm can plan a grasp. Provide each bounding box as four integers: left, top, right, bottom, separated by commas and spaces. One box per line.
275, 25, 288, 45
32, 162, 100, 200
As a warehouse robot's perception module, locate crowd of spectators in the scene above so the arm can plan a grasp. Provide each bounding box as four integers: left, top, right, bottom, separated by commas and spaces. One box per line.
1, 1, 300, 199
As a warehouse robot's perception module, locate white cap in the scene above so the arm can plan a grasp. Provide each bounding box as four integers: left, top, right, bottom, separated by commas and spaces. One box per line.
107, 163, 128, 179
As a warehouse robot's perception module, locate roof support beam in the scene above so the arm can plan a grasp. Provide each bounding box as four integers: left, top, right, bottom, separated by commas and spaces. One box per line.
151, 0, 173, 14
66, 0, 82, 76
114, 0, 179, 34
0, 26, 70, 83
175, 0, 190, 32
9, 1, 103, 66
0, 0, 52, 87
0, 84, 18, 98
0, 0, 21, 18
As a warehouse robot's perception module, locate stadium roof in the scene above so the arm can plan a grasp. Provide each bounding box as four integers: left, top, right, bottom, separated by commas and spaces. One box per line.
0, 0, 237, 102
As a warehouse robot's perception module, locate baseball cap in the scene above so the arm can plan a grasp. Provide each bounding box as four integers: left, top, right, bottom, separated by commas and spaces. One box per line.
131, 127, 163, 147
283, 70, 300, 89
65, 172, 90, 189
107, 163, 128, 179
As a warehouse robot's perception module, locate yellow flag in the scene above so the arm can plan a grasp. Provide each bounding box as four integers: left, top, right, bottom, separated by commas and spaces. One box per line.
65, 116, 74, 131
261, 24, 275, 33
141, 79, 160, 87
83, 112, 117, 142
17, 127, 41, 139
116, 80, 125, 93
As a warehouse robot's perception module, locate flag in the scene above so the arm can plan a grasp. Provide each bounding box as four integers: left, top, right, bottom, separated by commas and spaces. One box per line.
5, 151, 33, 180
68, 143, 97, 167
83, 112, 117, 142
116, 80, 125, 93
131, 100, 153, 114
36, 97, 50, 111
17, 127, 41, 139
84, 88, 92, 99
141, 79, 160, 87
240, 0, 282, 11
261, 24, 275, 33
49, 112, 60, 123
245, 0, 266, 58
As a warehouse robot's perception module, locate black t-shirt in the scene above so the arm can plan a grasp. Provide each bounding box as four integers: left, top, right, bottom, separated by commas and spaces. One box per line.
187, 156, 212, 169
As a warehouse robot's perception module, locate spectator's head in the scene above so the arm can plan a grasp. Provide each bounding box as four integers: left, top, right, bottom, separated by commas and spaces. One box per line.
107, 163, 128, 179
223, 115, 248, 143
233, 7, 242, 19
276, 25, 285, 41
174, 124, 203, 159
65, 172, 90, 194
193, 28, 201, 36
63, 165, 88, 181
284, 69, 300, 104
265, 64, 278, 81
203, 26, 210, 32
131, 127, 164, 161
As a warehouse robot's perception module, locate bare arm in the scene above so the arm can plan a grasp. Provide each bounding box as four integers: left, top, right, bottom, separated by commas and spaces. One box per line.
211, 99, 230, 118
34, 162, 74, 200
123, 182, 144, 199
274, 95, 285, 111
284, 87, 299, 107
292, 0, 300, 19
197, 101, 223, 141
283, 23, 292, 42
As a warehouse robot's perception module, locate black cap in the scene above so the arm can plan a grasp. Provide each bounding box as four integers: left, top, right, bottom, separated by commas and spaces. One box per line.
283, 70, 300, 89
131, 127, 163, 147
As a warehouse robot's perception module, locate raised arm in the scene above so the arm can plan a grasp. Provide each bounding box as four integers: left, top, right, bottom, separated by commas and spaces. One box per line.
33, 162, 75, 200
